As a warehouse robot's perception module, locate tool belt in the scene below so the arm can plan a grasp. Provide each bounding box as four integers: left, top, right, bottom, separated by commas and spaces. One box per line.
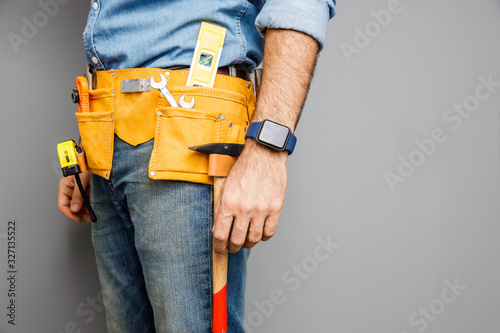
75, 67, 256, 185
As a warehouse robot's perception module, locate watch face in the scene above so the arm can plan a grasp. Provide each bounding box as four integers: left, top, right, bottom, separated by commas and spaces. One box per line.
258, 120, 290, 149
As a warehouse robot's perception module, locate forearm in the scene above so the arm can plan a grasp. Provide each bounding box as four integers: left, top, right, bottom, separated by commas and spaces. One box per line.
252, 28, 320, 131
212, 29, 321, 255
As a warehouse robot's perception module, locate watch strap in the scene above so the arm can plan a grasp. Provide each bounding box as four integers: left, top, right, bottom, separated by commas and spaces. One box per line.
245, 121, 260, 140
285, 130, 297, 154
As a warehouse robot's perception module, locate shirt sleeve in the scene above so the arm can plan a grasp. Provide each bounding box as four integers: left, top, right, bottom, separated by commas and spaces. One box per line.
254, 0, 336, 50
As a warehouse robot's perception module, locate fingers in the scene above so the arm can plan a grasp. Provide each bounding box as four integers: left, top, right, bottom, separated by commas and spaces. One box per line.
261, 215, 279, 242
227, 215, 251, 253
80, 209, 91, 223
242, 218, 264, 249
211, 150, 287, 253
70, 179, 85, 214
57, 175, 91, 223
212, 212, 233, 256
214, 199, 280, 253
214, 190, 255, 254
243, 214, 280, 248
58, 177, 81, 222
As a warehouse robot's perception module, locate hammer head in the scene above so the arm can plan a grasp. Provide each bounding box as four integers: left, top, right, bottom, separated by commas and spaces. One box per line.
189, 143, 244, 157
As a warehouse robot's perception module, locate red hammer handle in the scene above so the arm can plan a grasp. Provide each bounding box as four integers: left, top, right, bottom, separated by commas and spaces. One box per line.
212, 176, 228, 333
187, 147, 242, 333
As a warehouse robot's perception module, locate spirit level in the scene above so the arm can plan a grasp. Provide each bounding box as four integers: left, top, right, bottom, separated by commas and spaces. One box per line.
186, 22, 226, 88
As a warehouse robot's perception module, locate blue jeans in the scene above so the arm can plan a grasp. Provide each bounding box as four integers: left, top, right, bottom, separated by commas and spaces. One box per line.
90, 136, 249, 333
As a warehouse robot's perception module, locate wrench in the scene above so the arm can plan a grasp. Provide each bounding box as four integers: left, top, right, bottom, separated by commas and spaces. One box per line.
179, 94, 195, 108
150, 73, 179, 107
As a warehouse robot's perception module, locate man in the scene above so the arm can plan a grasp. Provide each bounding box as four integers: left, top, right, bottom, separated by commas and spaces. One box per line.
58, 1, 336, 332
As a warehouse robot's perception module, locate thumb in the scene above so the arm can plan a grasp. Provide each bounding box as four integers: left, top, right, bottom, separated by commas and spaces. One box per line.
70, 182, 84, 213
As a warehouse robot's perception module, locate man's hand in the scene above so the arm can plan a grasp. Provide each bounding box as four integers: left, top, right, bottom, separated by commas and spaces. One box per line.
213, 140, 287, 254
212, 29, 319, 255
57, 171, 91, 223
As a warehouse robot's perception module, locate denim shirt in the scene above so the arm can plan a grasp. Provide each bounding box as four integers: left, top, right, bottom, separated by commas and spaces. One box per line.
83, 0, 336, 72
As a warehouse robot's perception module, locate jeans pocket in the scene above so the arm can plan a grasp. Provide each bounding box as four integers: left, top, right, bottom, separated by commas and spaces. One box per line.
75, 111, 115, 179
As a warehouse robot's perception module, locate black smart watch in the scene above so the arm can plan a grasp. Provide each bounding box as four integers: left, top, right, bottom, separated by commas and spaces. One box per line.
245, 119, 297, 154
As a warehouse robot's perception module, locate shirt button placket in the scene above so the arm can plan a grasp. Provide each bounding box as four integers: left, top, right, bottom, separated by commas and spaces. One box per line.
90, 1, 100, 68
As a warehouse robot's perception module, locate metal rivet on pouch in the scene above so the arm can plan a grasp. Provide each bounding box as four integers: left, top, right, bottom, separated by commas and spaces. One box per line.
218, 115, 225, 120
150, 171, 155, 176
229, 122, 232, 127
111, 72, 115, 76
157, 111, 162, 116
247, 84, 251, 89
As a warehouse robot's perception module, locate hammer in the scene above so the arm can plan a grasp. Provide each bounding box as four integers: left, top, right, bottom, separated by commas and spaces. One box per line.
189, 142, 244, 333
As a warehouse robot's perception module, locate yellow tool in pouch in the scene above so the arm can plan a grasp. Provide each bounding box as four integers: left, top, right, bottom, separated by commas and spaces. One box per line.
186, 22, 227, 87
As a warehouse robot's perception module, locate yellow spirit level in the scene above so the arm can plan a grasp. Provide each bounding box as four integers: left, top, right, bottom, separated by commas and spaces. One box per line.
186, 22, 227, 88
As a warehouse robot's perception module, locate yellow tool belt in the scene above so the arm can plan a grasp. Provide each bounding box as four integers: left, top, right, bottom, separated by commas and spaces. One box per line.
75, 68, 256, 185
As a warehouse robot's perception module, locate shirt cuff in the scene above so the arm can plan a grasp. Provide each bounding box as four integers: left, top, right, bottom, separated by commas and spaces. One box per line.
255, 0, 336, 50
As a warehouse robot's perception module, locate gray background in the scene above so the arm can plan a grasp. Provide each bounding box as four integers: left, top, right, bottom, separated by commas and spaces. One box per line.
1, 0, 499, 332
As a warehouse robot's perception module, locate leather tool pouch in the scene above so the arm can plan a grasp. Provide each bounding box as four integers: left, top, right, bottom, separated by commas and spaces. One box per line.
75, 88, 115, 179
150, 85, 254, 185
75, 69, 256, 184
